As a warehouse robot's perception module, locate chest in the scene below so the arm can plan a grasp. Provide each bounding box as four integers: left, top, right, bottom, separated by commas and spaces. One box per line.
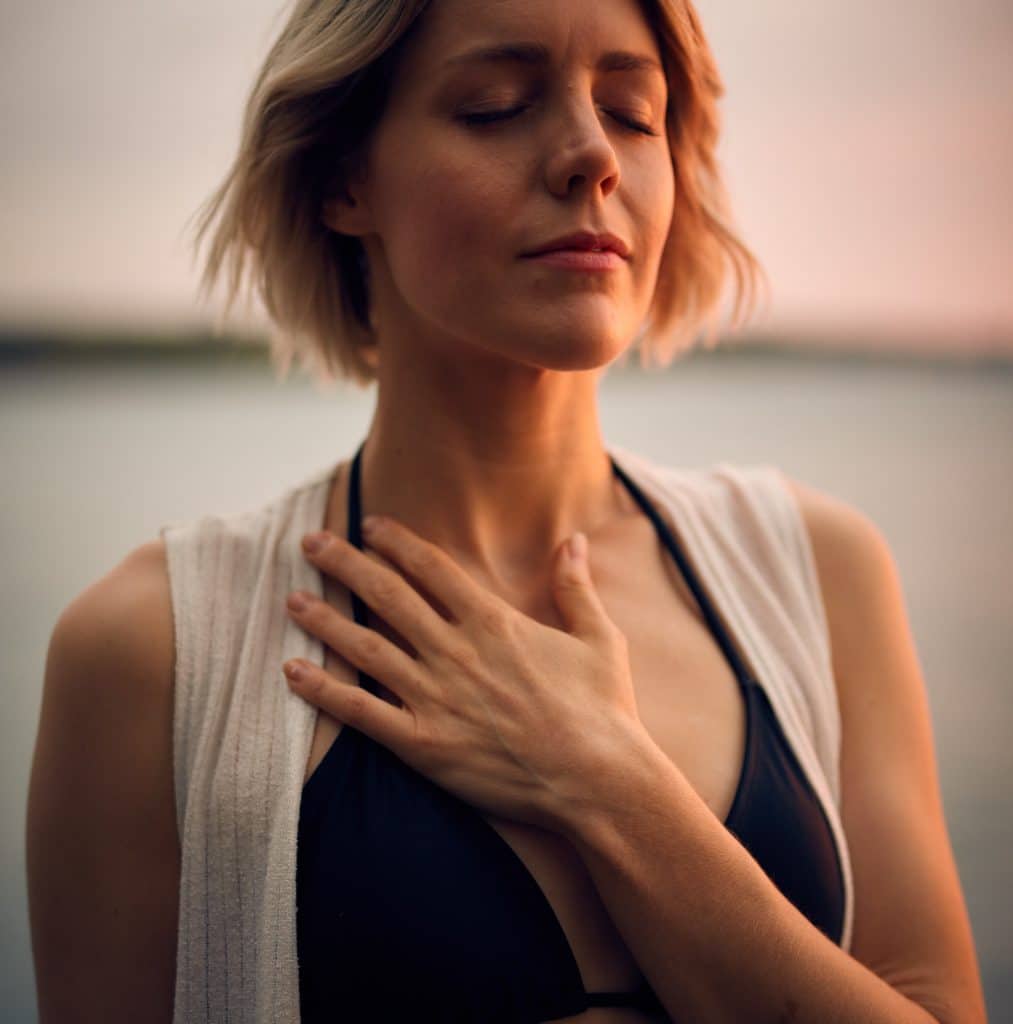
301, 524, 751, 1005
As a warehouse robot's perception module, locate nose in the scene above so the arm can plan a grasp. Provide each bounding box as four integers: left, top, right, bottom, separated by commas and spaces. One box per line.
543, 91, 621, 200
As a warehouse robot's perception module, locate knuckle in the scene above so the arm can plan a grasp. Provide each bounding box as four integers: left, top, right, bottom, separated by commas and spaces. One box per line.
405, 545, 441, 578
446, 639, 482, 675
368, 573, 401, 609
410, 719, 442, 767
303, 672, 326, 701
474, 602, 511, 638
325, 542, 353, 571
355, 628, 385, 662
343, 684, 368, 722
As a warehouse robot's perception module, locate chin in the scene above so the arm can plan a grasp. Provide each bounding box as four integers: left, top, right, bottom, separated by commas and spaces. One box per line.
512, 333, 631, 373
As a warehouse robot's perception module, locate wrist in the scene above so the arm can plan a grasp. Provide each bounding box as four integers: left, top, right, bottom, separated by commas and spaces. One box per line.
549, 716, 665, 848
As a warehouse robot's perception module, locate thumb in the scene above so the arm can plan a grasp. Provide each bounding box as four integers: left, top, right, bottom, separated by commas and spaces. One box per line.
551, 532, 612, 643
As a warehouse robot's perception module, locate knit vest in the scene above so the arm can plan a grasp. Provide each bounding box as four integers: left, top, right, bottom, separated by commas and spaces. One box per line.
160, 442, 854, 1023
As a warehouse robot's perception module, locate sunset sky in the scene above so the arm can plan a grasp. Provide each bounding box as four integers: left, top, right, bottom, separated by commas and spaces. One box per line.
1, 0, 1010, 354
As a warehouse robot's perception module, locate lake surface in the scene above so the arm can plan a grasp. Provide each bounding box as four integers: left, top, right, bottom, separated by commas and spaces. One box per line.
2, 351, 1010, 1020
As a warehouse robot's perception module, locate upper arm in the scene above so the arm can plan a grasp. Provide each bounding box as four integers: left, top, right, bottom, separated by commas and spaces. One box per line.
26, 539, 180, 1024
784, 477, 988, 1024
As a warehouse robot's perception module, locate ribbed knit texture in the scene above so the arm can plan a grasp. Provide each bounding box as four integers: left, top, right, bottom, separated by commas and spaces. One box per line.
159, 442, 854, 1023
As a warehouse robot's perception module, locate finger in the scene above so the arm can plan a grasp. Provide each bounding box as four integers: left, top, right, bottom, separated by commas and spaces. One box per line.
284, 658, 417, 755
302, 531, 454, 656
286, 590, 425, 705
551, 533, 618, 646
361, 516, 503, 627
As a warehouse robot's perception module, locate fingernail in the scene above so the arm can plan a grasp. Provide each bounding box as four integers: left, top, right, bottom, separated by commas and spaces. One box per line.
287, 591, 309, 612
568, 532, 587, 561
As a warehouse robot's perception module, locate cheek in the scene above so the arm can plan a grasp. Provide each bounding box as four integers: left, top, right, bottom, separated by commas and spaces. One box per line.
632, 145, 674, 229
384, 160, 516, 301
629, 156, 676, 281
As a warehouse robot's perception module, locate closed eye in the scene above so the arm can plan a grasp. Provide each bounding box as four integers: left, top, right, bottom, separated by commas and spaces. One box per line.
459, 105, 659, 136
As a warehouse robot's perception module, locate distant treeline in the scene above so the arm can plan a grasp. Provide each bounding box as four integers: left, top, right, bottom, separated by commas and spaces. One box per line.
0, 325, 1009, 371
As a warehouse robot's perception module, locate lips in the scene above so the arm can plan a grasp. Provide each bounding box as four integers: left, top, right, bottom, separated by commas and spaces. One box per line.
522, 249, 624, 271
522, 230, 630, 259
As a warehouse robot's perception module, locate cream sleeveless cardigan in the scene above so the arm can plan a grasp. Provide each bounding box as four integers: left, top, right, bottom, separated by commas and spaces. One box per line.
159, 442, 854, 1023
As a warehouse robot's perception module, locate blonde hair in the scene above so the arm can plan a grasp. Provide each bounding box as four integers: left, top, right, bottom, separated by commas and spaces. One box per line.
190, 0, 768, 388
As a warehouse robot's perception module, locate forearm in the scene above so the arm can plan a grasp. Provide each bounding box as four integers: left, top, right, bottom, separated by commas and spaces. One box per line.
553, 726, 940, 1024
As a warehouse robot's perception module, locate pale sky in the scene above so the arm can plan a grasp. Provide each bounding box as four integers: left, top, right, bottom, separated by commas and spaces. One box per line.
1, 0, 1011, 354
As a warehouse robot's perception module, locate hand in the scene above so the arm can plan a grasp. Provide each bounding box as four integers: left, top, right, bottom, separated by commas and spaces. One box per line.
282, 516, 645, 832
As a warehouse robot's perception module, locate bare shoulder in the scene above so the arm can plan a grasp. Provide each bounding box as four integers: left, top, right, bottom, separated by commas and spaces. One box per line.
779, 475, 929, 722
780, 475, 888, 587
27, 538, 179, 1022
43, 538, 176, 705
780, 476, 988, 1023
40, 537, 177, 778
40, 537, 177, 793
779, 473, 929, 788
778, 473, 897, 704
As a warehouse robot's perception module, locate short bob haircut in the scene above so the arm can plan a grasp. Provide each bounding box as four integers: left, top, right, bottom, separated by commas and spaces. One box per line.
190, 0, 768, 388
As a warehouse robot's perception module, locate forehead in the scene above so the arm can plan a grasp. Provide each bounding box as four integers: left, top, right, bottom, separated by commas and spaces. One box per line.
401, 0, 663, 77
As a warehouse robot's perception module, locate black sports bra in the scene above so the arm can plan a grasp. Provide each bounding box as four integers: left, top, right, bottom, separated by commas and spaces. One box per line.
295, 442, 845, 1022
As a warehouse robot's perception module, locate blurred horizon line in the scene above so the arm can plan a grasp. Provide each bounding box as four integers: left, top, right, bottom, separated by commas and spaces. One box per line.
1, 321, 1010, 371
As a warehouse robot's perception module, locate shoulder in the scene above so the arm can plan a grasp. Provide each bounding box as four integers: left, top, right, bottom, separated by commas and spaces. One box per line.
777, 475, 899, 690
42, 538, 177, 802
780, 474, 887, 573
42, 539, 177, 822
632, 451, 892, 619
29, 540, 180, 1020
49, 538, 175, 703
775, 488, 987, 1019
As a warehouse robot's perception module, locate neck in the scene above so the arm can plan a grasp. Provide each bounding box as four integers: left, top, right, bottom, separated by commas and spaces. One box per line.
338, 346, 630, 590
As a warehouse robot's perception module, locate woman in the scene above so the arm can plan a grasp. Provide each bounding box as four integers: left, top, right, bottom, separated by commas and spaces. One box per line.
27, 0, 987, 1021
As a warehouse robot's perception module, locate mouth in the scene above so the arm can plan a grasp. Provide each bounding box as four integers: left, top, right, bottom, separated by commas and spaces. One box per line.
521, 249, 625, 272
521, 230, 631, 260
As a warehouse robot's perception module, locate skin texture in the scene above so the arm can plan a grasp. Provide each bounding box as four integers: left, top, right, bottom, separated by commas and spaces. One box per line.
26, 0, 987, 1020
321, 0, 675, 589
27, 540, 179, 1024
285, 517, 643, 832
287, 491, 989, 1023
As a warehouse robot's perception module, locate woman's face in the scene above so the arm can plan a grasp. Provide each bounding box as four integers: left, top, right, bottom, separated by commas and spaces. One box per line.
331, 0, 674, 374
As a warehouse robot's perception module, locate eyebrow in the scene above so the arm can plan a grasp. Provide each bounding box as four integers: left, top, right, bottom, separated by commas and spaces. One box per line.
443, 42, 665, 77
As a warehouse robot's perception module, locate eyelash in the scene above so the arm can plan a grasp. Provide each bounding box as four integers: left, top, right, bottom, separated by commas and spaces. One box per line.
460, 105, 659, 137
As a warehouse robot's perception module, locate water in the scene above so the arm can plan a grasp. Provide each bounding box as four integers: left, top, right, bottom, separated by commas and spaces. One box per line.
2, 351, 1011, 1020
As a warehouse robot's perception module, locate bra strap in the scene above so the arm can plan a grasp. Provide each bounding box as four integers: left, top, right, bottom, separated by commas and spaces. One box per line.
609, 455, 757, 690
347, 440, 382, 698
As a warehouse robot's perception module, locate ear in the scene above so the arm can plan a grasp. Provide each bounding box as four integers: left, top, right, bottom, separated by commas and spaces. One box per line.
321, 154, 374, 236
322, 184, 374, 236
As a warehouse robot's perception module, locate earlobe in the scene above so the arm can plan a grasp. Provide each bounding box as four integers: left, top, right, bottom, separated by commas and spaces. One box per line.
322, 174, 375, 235
322, 147, 374, 234
322, 192, 362, 235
